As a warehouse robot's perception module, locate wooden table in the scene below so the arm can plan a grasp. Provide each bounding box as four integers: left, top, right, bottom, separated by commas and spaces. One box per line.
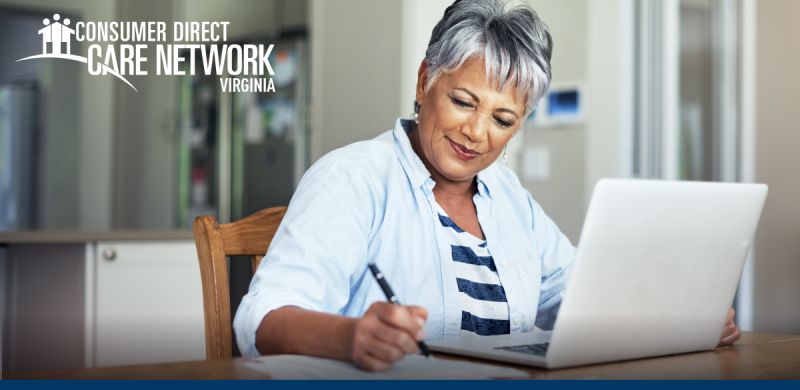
5, 332, 800, 379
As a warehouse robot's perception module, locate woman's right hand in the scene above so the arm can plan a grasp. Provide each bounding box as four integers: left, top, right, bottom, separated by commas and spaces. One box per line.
349, 302, 428, 372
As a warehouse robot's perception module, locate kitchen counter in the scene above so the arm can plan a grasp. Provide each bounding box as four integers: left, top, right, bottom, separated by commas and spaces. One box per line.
0, 230, 194, 244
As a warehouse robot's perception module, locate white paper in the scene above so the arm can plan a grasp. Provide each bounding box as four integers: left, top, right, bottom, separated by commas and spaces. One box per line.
244, 354, 529, 380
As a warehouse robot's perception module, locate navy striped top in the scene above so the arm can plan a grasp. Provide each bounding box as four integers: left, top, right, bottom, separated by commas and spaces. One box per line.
433, 201, 511, 336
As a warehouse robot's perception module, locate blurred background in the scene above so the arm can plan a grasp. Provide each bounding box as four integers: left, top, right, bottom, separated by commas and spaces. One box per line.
0, 0, 798, 373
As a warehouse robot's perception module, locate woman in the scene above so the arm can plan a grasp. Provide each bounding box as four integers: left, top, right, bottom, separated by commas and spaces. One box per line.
234, 0, 740, 372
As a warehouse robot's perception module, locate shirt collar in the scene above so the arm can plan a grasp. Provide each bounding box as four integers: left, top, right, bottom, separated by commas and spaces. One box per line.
392, 117, 496, 199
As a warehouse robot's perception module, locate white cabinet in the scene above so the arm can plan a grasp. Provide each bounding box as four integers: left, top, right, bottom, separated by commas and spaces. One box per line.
88, 240, 206, 367
1, 235, 207, 372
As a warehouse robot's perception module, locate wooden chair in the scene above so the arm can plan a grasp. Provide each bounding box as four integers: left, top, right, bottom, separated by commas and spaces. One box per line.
192, 206, 287, 360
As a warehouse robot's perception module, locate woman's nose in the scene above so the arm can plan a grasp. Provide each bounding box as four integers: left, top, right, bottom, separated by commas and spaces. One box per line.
462, 112, 490, 143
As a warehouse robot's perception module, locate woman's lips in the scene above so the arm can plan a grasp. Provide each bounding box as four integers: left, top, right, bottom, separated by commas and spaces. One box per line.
448, 138, 480, 161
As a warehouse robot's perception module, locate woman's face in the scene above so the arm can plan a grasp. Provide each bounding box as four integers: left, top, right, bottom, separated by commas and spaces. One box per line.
414, 56, 527, 185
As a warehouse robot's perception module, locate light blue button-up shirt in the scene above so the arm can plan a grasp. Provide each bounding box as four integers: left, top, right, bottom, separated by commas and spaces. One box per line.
234, 118, 576, 357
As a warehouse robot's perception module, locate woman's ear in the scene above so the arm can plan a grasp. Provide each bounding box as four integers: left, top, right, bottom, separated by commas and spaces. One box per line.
415, 60, 428, 107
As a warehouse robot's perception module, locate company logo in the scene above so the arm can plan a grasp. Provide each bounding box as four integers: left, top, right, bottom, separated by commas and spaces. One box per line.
16, 13, 277, 93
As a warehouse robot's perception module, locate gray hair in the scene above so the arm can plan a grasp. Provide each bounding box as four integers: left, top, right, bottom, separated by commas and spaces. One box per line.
421, 0, 553, 116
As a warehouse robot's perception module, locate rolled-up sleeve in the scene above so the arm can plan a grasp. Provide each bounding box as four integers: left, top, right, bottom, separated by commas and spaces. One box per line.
233, 154, 373, 357
528, 193, 576, 330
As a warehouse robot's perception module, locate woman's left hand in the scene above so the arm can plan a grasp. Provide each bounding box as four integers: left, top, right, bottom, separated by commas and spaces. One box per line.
718, 307, 740, 347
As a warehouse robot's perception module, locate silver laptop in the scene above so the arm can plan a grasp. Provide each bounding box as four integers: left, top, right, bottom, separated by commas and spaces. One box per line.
428, 179, 768, 369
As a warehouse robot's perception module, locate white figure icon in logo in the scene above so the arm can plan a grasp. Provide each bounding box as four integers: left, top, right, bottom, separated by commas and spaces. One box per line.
38, 13, 75, 55
21, 12, 137, 91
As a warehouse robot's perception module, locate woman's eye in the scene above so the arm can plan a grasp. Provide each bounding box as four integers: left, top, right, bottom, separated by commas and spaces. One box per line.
450, 97, 473, 108
494, 117, 513, 128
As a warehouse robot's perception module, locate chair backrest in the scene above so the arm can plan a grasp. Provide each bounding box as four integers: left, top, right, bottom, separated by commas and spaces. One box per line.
192, 206, 287, 360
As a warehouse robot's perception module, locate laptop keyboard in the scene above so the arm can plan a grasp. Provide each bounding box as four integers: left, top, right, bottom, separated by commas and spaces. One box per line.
494, 342, 550, 356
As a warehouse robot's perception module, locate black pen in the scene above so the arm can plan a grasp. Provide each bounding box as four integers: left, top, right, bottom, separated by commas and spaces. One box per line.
367, 263, 431, 358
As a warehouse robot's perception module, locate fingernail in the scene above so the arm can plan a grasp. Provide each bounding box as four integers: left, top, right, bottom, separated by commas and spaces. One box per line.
416, 317, 425, 327
416, 329, 426, 340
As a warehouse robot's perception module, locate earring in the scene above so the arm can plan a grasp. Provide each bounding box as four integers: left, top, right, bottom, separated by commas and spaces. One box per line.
503, 146, 508, 166
413, 101, 420, 124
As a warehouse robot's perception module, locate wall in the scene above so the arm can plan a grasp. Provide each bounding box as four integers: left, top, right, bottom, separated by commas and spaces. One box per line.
37, 49, 81, 229
585, 0, 633, 202
398, 0, 453, 118
522, 0, 588, 242
309, 0, 404, 162
752, 0, 800, 334
182, 0, 307, 39
111, 0, 180, 229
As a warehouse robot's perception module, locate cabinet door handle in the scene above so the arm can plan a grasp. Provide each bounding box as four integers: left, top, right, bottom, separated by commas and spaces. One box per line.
102, 247, 117, 261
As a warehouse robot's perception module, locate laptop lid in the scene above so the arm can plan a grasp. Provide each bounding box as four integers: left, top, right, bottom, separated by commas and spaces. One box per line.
545, 179, 767, 368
